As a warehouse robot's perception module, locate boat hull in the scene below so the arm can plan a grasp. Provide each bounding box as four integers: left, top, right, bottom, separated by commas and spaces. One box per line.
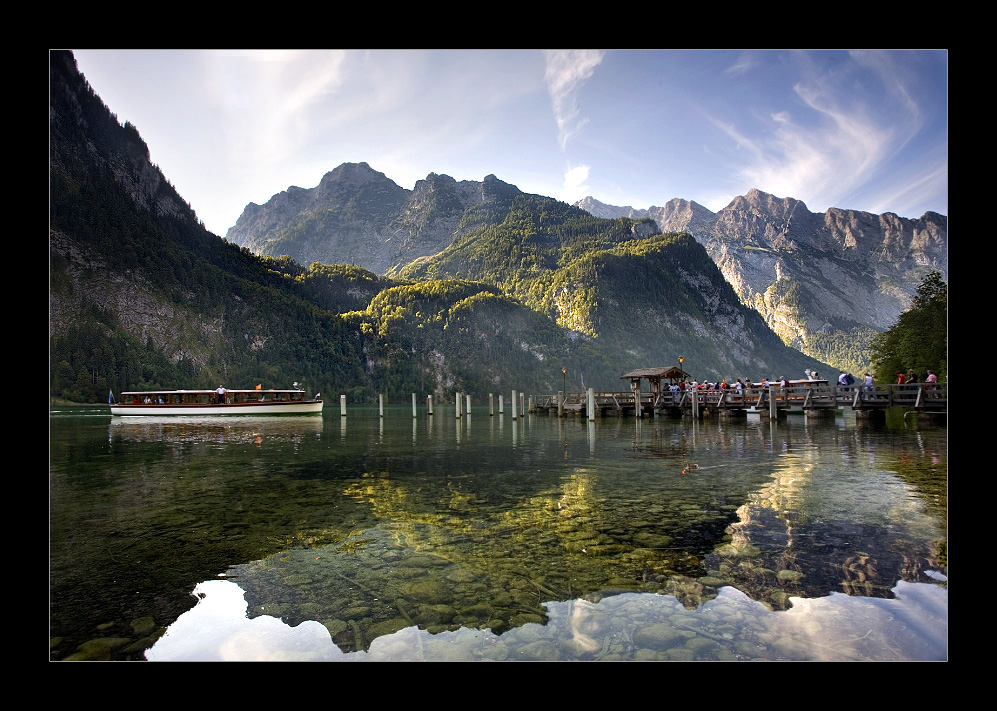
111, 400, 324, 416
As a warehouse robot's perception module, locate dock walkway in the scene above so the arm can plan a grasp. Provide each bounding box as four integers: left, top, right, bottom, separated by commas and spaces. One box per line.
532, 383, 947, 419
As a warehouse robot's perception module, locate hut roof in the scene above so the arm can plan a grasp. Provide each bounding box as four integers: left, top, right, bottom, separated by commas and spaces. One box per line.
621, 366, 688, 380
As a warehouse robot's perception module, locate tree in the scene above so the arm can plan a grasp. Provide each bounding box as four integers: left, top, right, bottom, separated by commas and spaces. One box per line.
869, 271, 947, 383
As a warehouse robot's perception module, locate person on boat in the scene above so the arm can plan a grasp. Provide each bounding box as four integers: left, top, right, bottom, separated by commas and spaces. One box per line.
216, 385, 226, 404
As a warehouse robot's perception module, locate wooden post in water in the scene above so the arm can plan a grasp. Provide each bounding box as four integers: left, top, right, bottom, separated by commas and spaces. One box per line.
489, 393, 494, 416
379, 392, 384, 417
512, 390, 518, 420
499, 394, 504, 415
558, 390, 564, 417
412, 393, 417, 418
769, 385, 777, 419
588, 388, 595, 421
520, 392, 525, 418
466, 394, 472, 416
456, 392, 462, 419
340, 394, 347, 417
427, 395, 434, 415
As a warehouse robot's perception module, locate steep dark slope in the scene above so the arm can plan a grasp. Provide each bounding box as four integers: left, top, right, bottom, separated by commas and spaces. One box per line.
49, 50, 370, 400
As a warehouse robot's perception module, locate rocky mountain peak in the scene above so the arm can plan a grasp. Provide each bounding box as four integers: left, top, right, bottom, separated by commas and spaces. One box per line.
481, 174, 521, 201
724, 189, 811, 222
319, 161, 388, 187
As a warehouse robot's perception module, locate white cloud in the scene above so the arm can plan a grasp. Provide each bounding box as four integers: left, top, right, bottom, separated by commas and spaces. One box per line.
562, 164, 591, 202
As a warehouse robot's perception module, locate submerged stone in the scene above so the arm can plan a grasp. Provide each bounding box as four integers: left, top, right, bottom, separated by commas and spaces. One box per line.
633, 623, 685, 650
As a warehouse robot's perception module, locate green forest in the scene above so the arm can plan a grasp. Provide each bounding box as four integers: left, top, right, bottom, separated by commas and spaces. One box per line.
869, 271, 947, 384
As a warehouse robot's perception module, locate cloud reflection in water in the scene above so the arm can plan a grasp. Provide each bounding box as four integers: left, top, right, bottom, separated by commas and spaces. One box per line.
146, 575, 947, 661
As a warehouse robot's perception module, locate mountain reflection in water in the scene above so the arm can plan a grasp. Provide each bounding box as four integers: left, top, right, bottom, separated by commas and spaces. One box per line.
50, 406, 946, 661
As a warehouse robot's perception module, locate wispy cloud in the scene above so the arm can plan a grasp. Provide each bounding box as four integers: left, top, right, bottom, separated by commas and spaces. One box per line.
723, 51, 762, 77
709, 51, 938, 212
543, 50, 605, 150
205, 50, 350, 170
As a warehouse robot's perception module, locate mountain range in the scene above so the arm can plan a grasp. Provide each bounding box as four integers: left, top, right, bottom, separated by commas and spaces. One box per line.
228, 165, 947, 375
50, 50, 940, 404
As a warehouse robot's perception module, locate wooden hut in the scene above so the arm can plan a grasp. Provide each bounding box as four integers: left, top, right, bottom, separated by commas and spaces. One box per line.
621, 366, 689, 413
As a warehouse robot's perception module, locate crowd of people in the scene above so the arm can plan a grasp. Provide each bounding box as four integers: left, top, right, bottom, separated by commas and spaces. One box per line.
665, 375, 796, 394
893, 368, 939, 387
662, 368, 940, 396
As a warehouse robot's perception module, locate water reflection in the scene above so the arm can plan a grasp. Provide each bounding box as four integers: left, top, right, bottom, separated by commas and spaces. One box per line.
147, 576, 946, 661
110, 415, 323, 446
51, 407, 946, 661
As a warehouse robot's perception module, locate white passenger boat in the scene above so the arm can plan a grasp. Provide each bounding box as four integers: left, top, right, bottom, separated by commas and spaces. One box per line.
110, 388, 323, 416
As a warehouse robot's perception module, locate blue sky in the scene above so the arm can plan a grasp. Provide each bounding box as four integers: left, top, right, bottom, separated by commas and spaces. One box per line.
70, 49, 948, 238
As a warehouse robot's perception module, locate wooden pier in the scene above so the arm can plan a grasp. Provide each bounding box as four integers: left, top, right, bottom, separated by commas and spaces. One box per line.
532, 382, 947, 420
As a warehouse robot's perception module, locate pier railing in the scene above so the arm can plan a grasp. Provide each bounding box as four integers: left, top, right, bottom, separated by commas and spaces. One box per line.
533, 383, 946, 415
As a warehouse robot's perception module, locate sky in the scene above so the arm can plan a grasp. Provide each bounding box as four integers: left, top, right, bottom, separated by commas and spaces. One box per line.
69, 49, 948, 238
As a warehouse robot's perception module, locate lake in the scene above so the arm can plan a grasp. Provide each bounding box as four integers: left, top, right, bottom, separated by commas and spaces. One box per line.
49, 403, 947, 661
